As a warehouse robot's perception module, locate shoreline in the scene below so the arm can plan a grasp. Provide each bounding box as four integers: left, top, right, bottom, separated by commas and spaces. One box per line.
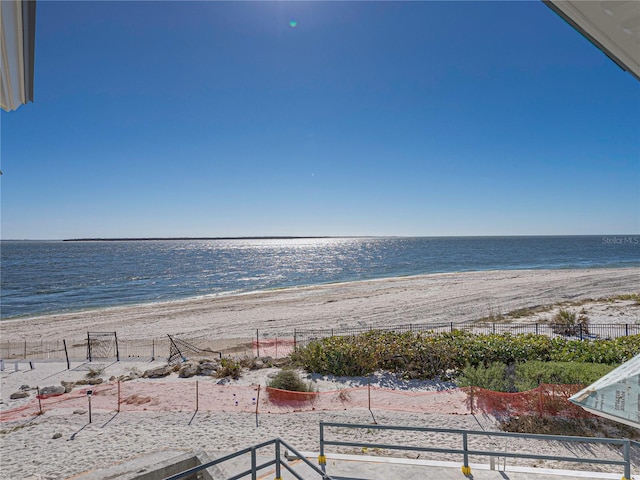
3, 264, 639, 323
1, 267, 639, 480
1, 267, 638, 342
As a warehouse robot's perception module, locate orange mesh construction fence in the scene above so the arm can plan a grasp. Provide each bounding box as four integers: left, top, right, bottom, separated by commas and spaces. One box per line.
252, 338, 295, 358
0, 382, 589, 422
469, 384, 588, 418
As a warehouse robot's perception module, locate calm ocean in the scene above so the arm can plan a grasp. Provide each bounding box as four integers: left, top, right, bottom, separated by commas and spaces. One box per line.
1, 236, 638, 319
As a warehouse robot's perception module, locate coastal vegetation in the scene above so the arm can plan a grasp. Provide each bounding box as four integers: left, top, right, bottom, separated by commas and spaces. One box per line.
501, 416, 640, 440
550, 308, 590, 335
476, 293, 640, 323
290, 330, 640, 381
289, 330, 639, 438
457, 360, 617, 392
267, 369, 315, 393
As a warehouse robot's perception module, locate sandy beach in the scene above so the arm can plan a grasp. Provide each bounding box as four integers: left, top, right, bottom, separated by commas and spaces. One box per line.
0, 360, 636, 480
1, 268, 639, 342
1, 268, 639, 479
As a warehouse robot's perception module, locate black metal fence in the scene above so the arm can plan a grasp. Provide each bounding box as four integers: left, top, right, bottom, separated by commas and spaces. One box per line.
3, 323, 638, 362
293, 322, 640, 350
0, 336, 256, 362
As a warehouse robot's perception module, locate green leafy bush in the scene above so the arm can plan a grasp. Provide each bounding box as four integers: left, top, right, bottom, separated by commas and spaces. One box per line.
551, 309, 589, 336
267, 369, 314, 392
455, 361, 617, 392
215, 358, 242, 379
549, 336, 639, 363
514, 361, 617, 391
291, 331, 640, 379
457, 362, 515, 392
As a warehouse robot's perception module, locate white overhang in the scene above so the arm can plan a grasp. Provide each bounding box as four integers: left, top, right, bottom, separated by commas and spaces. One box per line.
544, 1, 640, 81
0, 1, 637, 113
1, 0, 36, 112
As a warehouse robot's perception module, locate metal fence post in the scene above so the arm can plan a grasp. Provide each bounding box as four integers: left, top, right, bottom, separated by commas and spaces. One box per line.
275, 440, 282, 480
114, 332, 120, 361
36, 386, 43, 415
462, 431, 470, 475
624, 439, 631, 480
319, 421, 327, 473
63, 339, 70, 370
579, 323, 583, 341
250, 446, 257, 480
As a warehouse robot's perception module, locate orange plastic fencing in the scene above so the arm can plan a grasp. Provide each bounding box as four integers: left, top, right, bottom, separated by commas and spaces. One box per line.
0, 382, 591, 422
469, 384, 588, 418
252, 338, 295, 358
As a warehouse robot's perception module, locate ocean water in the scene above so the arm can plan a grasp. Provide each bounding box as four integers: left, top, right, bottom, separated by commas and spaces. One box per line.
1, 236, 638, 319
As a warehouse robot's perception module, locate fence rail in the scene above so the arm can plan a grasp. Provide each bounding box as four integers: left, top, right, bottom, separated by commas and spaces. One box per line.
319, 421, 635, 478
294, 322, 640, 349
0, 336, 280, 361
166, 438, 332, 480
2, 322, 638, 362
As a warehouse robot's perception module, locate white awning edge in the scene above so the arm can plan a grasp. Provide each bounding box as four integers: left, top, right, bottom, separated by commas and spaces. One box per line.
1, 0, 36, 112
544, 1, 640, 82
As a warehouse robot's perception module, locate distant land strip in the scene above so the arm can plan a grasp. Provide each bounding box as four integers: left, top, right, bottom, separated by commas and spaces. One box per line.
62, 236, 341, 242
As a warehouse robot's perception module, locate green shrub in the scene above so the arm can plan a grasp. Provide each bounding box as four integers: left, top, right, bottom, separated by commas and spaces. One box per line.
267, 369, 314, 392
551, 309, 589, 336
456, 360, 617, 392
500, 416, 640, 439
216, 358, 242, 380
514, 361, 617, 391
456, 362, 515, 392
292, 331, 640, 379
550, 336, 639, 363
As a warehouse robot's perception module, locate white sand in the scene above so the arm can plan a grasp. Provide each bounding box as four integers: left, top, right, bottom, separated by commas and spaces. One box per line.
1, 268, 639, 342
1, 268, 639, 479
0, 360, 635, 480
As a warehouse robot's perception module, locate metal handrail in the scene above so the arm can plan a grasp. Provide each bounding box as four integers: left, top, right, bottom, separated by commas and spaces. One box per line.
319, 421, 634, 479
164, 437, 332, 480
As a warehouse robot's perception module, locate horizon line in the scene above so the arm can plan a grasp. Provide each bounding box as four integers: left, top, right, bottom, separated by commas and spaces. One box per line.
1, 234, 639, 242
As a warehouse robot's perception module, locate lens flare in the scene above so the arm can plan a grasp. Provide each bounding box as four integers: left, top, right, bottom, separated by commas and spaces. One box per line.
289, 20, 297, 28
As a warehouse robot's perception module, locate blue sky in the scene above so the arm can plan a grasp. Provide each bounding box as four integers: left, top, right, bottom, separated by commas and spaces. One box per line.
1, 1, 638, 239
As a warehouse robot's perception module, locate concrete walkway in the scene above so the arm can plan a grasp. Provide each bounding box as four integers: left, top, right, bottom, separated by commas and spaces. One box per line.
69, 448, 637, 479
306, 454, 634, 480
217, 452, 636, 480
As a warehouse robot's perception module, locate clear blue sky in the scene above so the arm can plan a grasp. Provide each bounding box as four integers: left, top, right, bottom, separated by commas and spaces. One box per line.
1, 1, 638, 239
